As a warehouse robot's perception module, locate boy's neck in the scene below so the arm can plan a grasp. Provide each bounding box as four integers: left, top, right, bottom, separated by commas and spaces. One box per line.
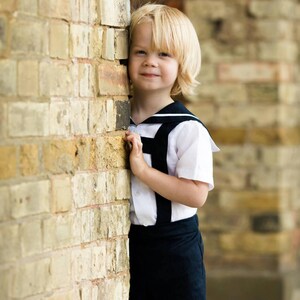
131, 92, 174, 124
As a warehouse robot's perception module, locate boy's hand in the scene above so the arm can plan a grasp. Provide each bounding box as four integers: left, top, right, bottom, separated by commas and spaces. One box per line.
124, 130, 148, 178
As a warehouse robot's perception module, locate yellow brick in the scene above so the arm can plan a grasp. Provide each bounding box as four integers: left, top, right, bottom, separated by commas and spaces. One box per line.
249, 127, 280, 145
279, 127, 300, 145
20, 144, 39, 176
43, 139, 78, 174
96, 134, 127, 170
76, 137, 96, 171
220, 232, 291, 255
219, 190, 282, 213
209, 127, 246, 144
0, 146, 17, 179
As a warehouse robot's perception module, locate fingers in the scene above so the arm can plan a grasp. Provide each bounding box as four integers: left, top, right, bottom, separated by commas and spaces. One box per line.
124, 130, 143, 153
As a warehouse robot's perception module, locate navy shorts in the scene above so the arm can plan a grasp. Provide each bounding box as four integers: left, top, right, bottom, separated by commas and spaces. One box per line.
129, 215, 206, 300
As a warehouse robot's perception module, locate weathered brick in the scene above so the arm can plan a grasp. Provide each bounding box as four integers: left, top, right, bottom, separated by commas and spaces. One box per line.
72, 173, 99, 208
39, 0, 71, 19
115, 238, 129, 273
213, 145, 258, 168
40, 61, 73, 96
79, 63, 96, 97
0, 59, 17, 95
98, 276, 129, 300
115, 169, 130, 200
209, 127, 247, 144
0, 15, 8, 56
278, 127, 300, 145
105, 99, 115, 132
89, 99, 107, 134
43, 139, 78, 174
76, 137, 96, 170
91, 26, 103, 59
250, 20, 294, 41
186, 0, 226, 20
102, 27, 115, 61
96, 134, 128, 169
98, 204, 129, 238
73, 171, 106, 206
251, 214, 280, 233
51, 175, 72, 212
217, 106, 252, 127
217, 20, 248, 42
0, 146, 17, 179
20, 219, 42, 256
72, 247, 92, 281
0, 0, 16, 12
50, 20, 69, 59
248, 127, 279, 145
279, 105, 300, 127
219, 190, 282, 213
70, 100, 88, 135
220, 232, 291, 254
70, 0, 98, 24
214, 168, 248, 190
115, 99, 130, 130
43, 215, 74, 250
187, 102, 216, 126
10, 258, 50, 298
249, 105, 278, 127
91, 243, 107, 279
80, 208, 100, 243
49, 101, 70, 136
11, 19, 48, 55
0, 267, 10, 300
100, 0, 130, 27
257, 41, 298, 63
20, 144, 39, 176
70, 24, 92, 58
17, 0, 38, 15
0, 223, 19, 263
249, 0, 296, 19
218, 63, 292, 83
50, 252, 71, 289
247, 83, 279, 103
18, 60, 39, 96
115, 29, 128, 60
79, 282, 99, 300
279, 83, 300, 104
98, 64, 129, 96
10, 180, 50, 218
0, 186, 10, 221
8, 102, 49, 137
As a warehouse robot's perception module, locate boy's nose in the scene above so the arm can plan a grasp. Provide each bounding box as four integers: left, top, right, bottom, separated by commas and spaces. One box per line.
143, 55, 158, 67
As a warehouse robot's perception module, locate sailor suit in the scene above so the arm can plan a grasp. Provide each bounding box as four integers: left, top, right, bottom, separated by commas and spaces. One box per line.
128, 101, 219, 300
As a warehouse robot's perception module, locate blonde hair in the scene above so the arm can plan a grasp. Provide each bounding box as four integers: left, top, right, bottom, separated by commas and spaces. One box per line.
129, 4, 201, 96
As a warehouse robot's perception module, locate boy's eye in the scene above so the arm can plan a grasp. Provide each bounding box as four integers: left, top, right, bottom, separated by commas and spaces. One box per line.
159, 52, 171, 57
135, 50, 146, 55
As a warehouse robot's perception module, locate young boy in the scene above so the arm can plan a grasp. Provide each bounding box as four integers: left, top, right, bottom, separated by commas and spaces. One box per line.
124, 4, 219, 300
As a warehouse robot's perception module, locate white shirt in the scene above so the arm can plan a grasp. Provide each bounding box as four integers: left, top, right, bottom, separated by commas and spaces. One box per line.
129, 120, 219, 226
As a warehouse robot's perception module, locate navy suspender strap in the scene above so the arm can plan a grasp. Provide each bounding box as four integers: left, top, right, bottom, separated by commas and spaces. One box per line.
142, 118, 204, 224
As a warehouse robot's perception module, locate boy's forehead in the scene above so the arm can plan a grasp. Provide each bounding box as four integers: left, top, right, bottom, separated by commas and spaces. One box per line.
131, 21, 172, 51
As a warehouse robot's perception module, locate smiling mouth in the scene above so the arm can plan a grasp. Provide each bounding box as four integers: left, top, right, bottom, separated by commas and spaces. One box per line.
141, 73, 159, 77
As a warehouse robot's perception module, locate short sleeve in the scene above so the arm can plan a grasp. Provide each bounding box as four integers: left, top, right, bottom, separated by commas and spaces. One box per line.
170, 121, 219, 191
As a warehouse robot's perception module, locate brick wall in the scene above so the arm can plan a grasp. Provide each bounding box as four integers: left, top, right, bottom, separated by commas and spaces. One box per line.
185, 0, 300, 300
0, 0, 131, 299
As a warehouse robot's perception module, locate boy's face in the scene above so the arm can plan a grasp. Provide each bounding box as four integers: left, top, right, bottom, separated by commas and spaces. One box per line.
128, 22, 179, 96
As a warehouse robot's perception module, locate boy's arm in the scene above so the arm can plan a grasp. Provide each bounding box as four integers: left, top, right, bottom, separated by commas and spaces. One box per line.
125, 130, 209, 208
